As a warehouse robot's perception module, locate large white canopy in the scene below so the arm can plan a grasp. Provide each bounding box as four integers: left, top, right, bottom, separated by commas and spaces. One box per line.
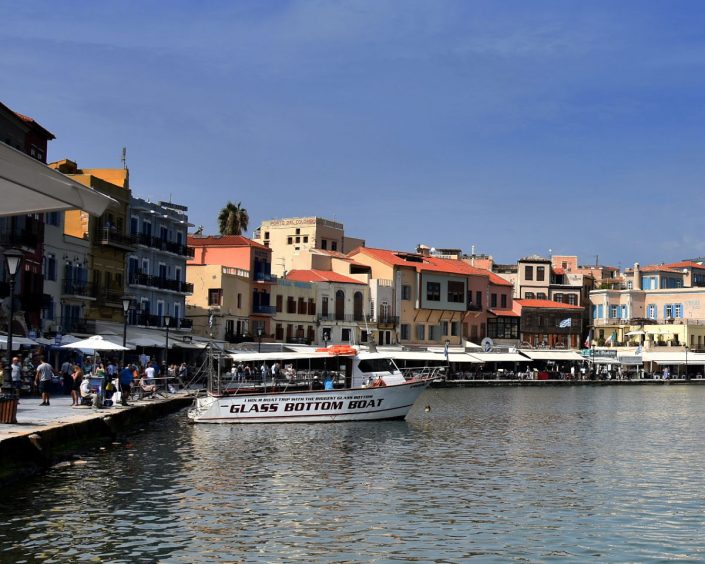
642, 351, 705, 365
470, 352, 529, 363
60, 335, 129, 351
520, 350, 584, 361
0, 142, 117, 217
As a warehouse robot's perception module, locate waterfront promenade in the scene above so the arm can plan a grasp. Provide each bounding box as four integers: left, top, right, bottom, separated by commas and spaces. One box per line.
0, 391, 193, 485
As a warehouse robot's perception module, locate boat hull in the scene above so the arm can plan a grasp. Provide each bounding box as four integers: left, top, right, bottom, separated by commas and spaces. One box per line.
187, 379, 430, 424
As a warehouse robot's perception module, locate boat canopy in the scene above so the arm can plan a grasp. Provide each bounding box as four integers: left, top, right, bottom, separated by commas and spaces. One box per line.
520, 350, 584, 361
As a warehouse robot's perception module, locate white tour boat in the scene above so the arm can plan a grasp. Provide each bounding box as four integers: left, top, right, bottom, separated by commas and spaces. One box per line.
187, 345, 436, 424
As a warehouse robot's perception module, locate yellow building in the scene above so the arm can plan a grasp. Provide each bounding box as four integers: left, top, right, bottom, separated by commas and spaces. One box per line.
252, 216, 364, 276
49, 159, 132, 324
186, 264, 251, 341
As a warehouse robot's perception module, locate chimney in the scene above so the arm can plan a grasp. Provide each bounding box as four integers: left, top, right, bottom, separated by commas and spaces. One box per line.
633, 262, 641, 290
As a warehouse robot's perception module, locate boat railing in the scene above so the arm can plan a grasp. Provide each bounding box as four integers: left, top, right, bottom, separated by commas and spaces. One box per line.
221, 369, 346, 395
399, 366, 445, 381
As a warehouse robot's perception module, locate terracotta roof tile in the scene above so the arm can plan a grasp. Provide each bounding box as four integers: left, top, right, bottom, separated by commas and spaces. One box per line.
286, 269, 366, 285
639, 265, 683, 274
663, 260, 705, 270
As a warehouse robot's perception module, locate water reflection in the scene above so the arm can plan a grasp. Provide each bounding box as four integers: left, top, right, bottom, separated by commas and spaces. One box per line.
3, 386, 705, 561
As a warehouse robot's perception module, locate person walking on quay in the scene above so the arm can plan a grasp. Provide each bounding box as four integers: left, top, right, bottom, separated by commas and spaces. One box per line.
35, 356, 54, 406
10, 356, 22, 395
119, 363, 133, 406
60, 358, 72, 395
70, 364, 84, 406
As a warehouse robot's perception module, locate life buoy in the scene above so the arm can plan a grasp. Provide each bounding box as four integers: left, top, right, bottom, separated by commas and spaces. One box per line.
371, 378, 386, 388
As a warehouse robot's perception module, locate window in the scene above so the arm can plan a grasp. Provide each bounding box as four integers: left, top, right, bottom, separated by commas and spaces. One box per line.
295, 236, 300, 243
416, 324, 425, 340
567, 294, 577, 305
264, 231, 269, 239
303, 236, 308, 243
427, 282, 441, 301
287, 296, 296, 314
341, 328, 351, 342
647, 304, 656, 319
331, 241, 337, 251
554, 293, 563, 303
441, 321, 449, 335
208, 289, 223, 306
401, 324, 410, 340
537, 292, 546, 300
609, 305, 618, 318
295, 228, 300, 235
490, 293, 497, 308
44, 254, 56, 281
237, 293, 242, 309
46, 211, 60, 226
321, 239, 327, 250
476, 291, 482, 308
298, 297, 306, 314
428, 325, 438, 341
276, 295, 283, 312
627, 280, 633, 290
525, 265, 534, 280
525, 292, 535, 299
665, 304, 674, 319
322, 297, 329, 316
537, 266, 545, 281
287, 236, 293, 245
451, 322, 459, 337
447, 281, 464, 303
674, 304, 683, 318
401, 285, 411, 300
501, 294, 507, 308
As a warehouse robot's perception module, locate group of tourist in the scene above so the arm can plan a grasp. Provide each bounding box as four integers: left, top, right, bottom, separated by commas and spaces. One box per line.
2, 353, 191, 408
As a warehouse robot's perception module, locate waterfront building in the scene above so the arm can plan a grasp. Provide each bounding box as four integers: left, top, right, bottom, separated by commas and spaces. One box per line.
513, 299, 583, 348
285, 269, 368, 346
348, 246, 503, 348
49, 160, 133, 325
186, 263, 250, 341
0, 103, 55, 335
252, 216, 364, 277
271, 277, 318, 345
187, 235, 275, 341
126, 197, 193, 330
41, 210, 92, 335
591, 260, 705, 351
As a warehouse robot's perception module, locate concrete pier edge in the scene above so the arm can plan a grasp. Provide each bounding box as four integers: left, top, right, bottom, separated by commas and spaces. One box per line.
0, 396, 192, 487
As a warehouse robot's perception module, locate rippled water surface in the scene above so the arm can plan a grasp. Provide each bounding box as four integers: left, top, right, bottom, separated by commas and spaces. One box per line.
3, 386, 705, 562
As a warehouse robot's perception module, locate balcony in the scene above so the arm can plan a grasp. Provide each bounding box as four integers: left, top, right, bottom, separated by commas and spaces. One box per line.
93, 228, 136, 250
466, 303, 482, 311
0, 215, 42, 250
62, 280, 95, 299
375, 315, 399, 325
317, 313, 366, 323
254, 272, 277, 283
128, 272, 193, 294
134, 233, 194, 257
253, 304, 277, 315
92, 286, 124, 306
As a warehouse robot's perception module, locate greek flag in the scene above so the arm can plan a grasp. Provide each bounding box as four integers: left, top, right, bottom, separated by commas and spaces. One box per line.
559, 318, 572, 328
208, 314, 214, 328
444, 341, 449, 362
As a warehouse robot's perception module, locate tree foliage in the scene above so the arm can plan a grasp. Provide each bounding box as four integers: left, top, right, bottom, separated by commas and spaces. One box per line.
217, 201, 249, 236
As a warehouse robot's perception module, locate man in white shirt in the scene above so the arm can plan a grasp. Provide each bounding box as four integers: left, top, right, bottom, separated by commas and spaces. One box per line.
35, 356, 55, 406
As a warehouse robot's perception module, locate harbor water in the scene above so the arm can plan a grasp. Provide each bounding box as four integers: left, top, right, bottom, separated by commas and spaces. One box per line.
2, 386, 705, 562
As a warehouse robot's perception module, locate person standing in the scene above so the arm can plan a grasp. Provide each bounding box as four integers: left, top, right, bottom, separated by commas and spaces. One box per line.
60, 358, 72, 395
119, 364, 134, 406
11, 356, 22, 394
35, 356, 55, 406
70, 364, 84, 406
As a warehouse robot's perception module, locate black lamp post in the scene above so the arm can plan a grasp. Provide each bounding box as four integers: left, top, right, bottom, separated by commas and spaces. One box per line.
164, 315, 171, 368
121, 296, 131, 367
4, 249, 22, 388
257, 326, 263, 353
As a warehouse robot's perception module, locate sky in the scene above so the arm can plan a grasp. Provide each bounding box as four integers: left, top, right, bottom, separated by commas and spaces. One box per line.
3, 0, 705, 267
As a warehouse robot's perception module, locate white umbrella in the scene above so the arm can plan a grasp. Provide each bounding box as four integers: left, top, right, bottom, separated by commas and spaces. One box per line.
0, 335, 38, 349
60, 335, 129, 351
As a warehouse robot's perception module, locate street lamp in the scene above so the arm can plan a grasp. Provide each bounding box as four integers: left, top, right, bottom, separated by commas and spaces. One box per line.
121, 296, 131, 367
3, 249, 22, 389
685, 344, 689, 381
164, 315, 171, 369
257, 326, 263, 353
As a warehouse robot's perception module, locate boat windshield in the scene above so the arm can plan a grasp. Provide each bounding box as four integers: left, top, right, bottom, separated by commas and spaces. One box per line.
357, 358, 397, 374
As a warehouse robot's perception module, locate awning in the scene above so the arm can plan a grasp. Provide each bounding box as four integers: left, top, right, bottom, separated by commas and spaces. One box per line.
230, 351, 331, 363
520, 350, 584, 361
642, 351, 705, 365
470, 352, 529, 363
0, 335, 37, 349
0, 143, 118, 217
625, 330, 646, 336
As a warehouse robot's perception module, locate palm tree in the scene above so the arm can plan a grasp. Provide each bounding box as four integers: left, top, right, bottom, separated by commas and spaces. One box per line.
217, 201, 249, 236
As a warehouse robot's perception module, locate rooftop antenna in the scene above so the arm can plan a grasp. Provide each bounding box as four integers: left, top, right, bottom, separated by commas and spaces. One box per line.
121, 147, 127, 169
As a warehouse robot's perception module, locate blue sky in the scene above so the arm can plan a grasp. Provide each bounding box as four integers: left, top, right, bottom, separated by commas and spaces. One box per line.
3, 1, 705, 267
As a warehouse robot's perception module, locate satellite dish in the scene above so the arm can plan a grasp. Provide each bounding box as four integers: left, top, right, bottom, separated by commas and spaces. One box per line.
481, 337, 494, 352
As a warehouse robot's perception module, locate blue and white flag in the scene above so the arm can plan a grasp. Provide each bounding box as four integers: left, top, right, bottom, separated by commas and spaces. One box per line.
444, 341, 449, 362
559, 318, 572, 328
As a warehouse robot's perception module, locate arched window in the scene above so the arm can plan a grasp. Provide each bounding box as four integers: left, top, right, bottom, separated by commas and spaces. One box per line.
335, 290, 345, 321
353, 291, 363, 321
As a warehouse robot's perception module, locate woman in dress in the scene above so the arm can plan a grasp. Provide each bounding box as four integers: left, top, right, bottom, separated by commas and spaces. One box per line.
71, 364, 84, 406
